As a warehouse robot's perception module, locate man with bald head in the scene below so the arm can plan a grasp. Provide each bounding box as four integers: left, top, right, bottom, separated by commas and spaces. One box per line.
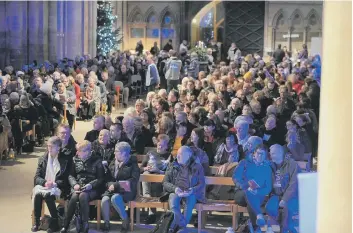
265, 144, 299, 233
163, 146, 206, 232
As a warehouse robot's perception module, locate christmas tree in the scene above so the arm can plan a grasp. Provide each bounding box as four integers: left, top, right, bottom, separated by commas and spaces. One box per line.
97, 1, 123, 56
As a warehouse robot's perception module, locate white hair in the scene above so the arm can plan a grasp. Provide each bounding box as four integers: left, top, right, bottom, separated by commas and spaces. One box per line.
116, 142, 131, 154
124, 107, 137, 118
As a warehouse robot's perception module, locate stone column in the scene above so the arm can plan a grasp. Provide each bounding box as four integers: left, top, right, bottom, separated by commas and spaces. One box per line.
303, 26, 310, 45
65, 1, 83, 59
316, 1, 352, 233
0, 1, 8, 68
6, 1, 25, 69
92, 1, 97, 57
48, 1, 57, 62
271, 26, 276, 55
287, 26, 293, 52
57, 1, 64, 60
29, 1, 43, 64
83, 1, 89, 55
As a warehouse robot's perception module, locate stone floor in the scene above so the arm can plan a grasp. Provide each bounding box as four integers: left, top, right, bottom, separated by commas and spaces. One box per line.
0, 110, 235, 233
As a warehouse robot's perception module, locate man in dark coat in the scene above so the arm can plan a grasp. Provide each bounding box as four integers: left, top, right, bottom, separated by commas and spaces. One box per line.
84, 115, 106, 142
273, 44, 285, 65
102, 70, 115, 114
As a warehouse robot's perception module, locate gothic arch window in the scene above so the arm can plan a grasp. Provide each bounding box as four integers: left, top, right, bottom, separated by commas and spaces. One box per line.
160, 11, 175, 48
306, 9, 322, 52
146, 11, 159, 40
273, 10, 287, 50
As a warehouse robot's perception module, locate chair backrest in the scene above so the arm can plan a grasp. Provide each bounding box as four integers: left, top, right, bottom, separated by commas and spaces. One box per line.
131, 75, 142, 83
114, 81, 124, 89
205, 176, 235, 186
139, 173, 165, 183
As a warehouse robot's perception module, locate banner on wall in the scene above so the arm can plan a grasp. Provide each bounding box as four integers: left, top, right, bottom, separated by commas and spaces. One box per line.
311, 37, 322, 57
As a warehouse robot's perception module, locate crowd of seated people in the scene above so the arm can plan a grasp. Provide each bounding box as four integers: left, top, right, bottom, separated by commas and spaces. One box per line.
0, 46, 319, 233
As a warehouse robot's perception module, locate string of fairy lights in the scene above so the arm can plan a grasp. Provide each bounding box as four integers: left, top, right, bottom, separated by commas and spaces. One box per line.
97, 0, 122, 56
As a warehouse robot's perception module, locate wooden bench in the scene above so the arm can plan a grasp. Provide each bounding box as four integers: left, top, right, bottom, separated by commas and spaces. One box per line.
195, 176, 238, 233
31, 199, 102, 230
129, 174, 167, 231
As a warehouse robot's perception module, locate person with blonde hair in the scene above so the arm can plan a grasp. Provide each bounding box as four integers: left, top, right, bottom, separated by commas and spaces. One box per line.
60, 140, 104, 233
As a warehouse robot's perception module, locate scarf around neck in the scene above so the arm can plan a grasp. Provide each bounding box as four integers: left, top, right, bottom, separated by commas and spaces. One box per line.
45, 154, 61, 184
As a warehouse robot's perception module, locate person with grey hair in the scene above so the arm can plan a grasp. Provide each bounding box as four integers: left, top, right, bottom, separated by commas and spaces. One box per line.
234, 120, 251, 155
81, 77, 100, 120
101, 142, 140, 233
163, 146, 206, 232
102, 70, 116, 114
265, 144, 299, 233
32, 136, 71, 233
121, 116, 146, 154
187, 52, 200, 79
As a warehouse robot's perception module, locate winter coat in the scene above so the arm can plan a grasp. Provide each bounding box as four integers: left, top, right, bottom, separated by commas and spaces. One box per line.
187, 58, 200, 79
269, 158, 299, 202
91, 140, 115, 164
163, 158, 206, 203
68, 154, 104, 193
165, 57, 182, 81
34, 152, 72, 198
102, 156, 140, 202
60, 135, 77, 158
232, 157, 272, 197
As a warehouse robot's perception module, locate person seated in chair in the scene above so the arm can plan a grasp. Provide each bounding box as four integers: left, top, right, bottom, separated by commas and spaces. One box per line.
60, 140, 104, 233
163, 146, 206, 233
84, 115, 105, 142
232, 144, 272, 233
101, 142, 140, 233
92, 129, 115, 165
54, 82, 76, 129
170, 122, 189, 158
57, 124, 77, 158
265, 144, 299, 233
121, 116, 145, 154
141, 134, 172, 224
31, 136, 72, 233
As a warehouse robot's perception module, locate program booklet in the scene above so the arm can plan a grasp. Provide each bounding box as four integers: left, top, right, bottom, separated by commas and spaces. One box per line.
119, 180, 131, 192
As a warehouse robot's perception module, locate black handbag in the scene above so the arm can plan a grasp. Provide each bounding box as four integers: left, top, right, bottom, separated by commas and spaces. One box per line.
22, 138, 35, 153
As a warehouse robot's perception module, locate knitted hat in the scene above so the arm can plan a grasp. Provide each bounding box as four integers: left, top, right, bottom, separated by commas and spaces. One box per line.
40, 82, 52, 95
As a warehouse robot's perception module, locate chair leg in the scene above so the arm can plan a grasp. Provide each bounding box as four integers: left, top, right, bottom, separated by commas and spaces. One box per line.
32, 210, 35, 226
233, 206, 238, 230
130, 207, 134, 231
96, 201, 101, 230
201, 211, 206, 228
41, 201, 45, 219
198, 210, 202, 233
136, 208, 140, 224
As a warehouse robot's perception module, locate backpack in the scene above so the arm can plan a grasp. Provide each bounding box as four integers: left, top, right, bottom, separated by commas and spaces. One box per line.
149, 211, 177, 233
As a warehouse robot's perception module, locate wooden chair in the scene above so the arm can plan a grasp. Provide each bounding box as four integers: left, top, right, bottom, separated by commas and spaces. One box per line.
129, 174, 168, 231
195, 176, 237, 233
19, 119, 36, 141
114, 81, 124, 111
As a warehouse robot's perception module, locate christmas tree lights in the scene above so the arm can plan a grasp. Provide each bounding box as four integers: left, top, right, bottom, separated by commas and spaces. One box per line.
97, 1, 123, 56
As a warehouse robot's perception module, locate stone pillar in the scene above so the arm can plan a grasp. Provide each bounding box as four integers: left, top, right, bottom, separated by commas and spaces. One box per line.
57, 1, 64, 60
83, 1, 89, 55
316, 1, 352, 233
29, 1, 44, 64
48, 1, 57, 62
65, 1, 83, 59
303, 26, 310, 45
6, 1, 25, 69
287, 26, 293, 52
115, 1, 123, 50
92, 1, 97, 57
0, 1, 8, 68
271, 26, 276, 55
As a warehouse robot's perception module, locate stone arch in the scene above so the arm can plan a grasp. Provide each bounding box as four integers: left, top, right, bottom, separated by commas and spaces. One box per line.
159, 6, 178, 24
271, 9, 285, 28
144, 6, 158, 23
128, 6, 143, 23
288, 9, 304, 27
305, 9, 321, 27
